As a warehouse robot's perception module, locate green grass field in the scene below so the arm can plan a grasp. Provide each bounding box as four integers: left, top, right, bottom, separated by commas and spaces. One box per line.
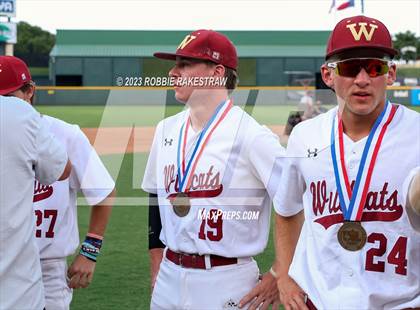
36, 104, 308, 128
34, 103, 419, 309
36, 104, 420, 128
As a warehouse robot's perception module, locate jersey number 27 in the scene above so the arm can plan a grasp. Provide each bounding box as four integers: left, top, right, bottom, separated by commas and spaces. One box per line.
34, 209, 58, 238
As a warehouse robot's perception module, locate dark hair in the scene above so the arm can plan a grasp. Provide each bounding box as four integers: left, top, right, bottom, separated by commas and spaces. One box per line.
19, 82, 34, 94
224, 67, 238, 93
202, 60, 238, 92
19, 81, 36, 104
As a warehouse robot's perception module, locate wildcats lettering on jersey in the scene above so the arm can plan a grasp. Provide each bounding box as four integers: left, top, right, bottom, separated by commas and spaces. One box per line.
310, 180, 403, 229
164, 164, 222, 195
33, 180, 53, 202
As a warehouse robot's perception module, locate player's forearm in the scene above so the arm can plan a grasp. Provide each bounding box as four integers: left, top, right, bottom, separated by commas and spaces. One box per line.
274, 211, 304, 277
87, 189, 115, 236
408, 170, 420, 215
58, 159, 72, 181
149, 248, 164, 288
150, 248, 164, 270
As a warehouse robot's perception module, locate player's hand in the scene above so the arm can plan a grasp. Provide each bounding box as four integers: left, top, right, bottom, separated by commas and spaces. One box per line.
238, 271, 280, 310
67, 254, 96, 289
277, 274, 308, 310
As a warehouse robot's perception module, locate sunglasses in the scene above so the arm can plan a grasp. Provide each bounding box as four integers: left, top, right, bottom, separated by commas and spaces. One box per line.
327, 58, 392, 78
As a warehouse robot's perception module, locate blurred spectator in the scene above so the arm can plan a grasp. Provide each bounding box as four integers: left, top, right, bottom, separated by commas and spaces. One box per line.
299, 91, 314, 120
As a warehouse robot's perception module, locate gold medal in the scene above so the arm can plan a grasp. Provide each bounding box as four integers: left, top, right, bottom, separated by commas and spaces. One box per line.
337, 221, 367, 251
171, 192, 191, 217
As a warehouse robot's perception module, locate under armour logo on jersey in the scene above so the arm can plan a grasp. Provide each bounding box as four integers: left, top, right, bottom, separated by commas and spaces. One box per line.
307, 148, 318, 158
346, 21, 378, 41
164, 138, 173, 146
223, 299, 238, 309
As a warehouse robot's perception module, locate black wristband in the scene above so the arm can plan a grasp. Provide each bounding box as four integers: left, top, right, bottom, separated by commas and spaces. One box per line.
148, 193, 165, 249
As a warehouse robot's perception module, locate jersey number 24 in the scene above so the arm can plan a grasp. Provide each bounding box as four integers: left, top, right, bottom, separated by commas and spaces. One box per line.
365, 233, 407, 276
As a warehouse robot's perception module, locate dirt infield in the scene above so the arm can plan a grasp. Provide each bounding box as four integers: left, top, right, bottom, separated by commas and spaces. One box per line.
82, 127, 156, 155
82, 125, 286, 155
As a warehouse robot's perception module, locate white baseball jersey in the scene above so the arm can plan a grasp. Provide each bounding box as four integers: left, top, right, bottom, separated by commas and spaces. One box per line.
142, 104, 285, 257
274, 104, 420, 309
0, 96, 67, 310
33, 115, 115, 259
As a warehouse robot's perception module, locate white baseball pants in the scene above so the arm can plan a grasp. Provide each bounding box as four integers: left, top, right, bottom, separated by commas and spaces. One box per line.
40, 258, 72, 310
151, 253, 259, 309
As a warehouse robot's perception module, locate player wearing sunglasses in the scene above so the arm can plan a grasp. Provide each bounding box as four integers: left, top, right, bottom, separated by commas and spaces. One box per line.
327, 58, 392, 78
321, 52, 398, 127
274, 15, 420, 309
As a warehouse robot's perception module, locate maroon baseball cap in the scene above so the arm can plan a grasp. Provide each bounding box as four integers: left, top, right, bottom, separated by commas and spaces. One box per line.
0, 56, 32, 95
326, 15, 398, 60
154, 29, 238, 70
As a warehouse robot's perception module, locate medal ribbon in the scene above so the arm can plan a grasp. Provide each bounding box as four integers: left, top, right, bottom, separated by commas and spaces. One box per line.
177, 99, 233, 193
331, 101, 397, 221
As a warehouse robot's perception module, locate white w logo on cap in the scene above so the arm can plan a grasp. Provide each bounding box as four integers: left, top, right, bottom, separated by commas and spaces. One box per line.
177, 35, 197, 50
346, 22, 378, 41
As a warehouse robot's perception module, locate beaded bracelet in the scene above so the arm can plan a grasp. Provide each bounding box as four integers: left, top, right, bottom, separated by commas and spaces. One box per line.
79, 235, 103, 262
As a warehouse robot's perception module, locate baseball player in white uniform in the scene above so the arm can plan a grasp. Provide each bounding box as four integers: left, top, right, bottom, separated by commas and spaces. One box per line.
143, 30, 284, 309
0, 56, 116, 310
0, 94, 71, 309
274, 16, 420, 309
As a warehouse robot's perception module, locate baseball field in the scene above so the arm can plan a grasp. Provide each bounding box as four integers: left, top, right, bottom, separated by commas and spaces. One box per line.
36, 102, 420, 310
